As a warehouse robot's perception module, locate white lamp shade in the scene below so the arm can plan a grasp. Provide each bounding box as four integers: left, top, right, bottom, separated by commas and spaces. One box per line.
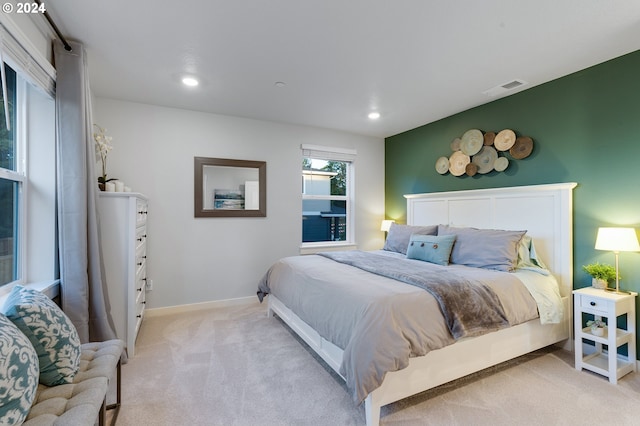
595, 227, 640, 252
380, 220, 395, 232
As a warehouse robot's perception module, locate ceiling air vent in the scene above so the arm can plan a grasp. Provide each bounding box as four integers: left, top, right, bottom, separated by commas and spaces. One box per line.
482, 79, 528, 97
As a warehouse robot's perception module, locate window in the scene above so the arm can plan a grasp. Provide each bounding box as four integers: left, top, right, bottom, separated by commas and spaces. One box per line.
0, 19, 56, 295
0, 59, 56, 290
301, 144, 355, 246
0, 64, 18, 286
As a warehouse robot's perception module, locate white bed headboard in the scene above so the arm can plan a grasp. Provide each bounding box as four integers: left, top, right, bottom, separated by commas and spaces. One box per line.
405, 183, 577, 297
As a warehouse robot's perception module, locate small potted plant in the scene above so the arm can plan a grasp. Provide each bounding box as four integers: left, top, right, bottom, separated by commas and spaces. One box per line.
586, 319, 606, 336
582, 262, 617, 289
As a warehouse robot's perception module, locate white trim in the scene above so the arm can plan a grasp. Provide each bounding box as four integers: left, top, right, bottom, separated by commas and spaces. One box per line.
15, 77, 27, 284
0, 13, 55, 96
0, 279, 59, 304
301, 143, 356, 155
144, 296, 257, 318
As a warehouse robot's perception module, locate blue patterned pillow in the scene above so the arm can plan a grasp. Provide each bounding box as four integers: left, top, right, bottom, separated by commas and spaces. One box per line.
0, 313, 39, 424
2, 285, 81, 386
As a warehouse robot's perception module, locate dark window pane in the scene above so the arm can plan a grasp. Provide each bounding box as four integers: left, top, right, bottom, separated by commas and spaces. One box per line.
0, 178, 18, 285
0, 65, 17, 171
302, 200, 346, 242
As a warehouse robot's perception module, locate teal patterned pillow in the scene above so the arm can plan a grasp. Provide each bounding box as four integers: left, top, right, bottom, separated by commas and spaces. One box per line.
2, 285, 81, 386
0, 313, 39, 424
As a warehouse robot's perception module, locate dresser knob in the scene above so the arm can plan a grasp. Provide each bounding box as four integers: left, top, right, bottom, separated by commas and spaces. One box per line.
137, 287, 142, 292
590, 301, 596, 306
137, 314, 142, 318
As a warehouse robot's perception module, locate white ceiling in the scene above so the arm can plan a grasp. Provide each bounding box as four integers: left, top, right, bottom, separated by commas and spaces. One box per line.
46, 1, 640, 138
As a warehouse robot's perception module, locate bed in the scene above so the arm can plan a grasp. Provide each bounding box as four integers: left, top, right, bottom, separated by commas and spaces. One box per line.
258, 183, 576, 425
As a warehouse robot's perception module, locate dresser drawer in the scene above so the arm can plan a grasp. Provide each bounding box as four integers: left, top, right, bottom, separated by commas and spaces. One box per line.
136, 199, 148, 226
579, 294, 610, 315
135, 276, 145, 305
135, 226, 147, 252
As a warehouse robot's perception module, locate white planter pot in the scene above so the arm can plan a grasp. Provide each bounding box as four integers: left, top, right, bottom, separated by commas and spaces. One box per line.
591, 326, 605, 337
592, 278, 607, 289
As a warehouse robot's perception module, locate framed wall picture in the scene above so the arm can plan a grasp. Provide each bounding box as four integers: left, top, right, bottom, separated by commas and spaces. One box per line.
194, 157, 266, 217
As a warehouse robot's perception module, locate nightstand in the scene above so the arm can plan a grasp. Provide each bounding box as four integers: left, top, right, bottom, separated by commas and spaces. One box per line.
573, 287, 637, 383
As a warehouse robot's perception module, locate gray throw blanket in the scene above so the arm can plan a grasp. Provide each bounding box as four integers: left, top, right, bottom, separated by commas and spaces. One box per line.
318, 251, 509, 339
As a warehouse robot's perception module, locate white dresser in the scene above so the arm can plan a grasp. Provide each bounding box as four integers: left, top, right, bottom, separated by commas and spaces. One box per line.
98, 192, 148, 357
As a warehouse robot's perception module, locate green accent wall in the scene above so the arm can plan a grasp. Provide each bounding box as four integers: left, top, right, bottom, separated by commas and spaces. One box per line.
386, 50, 640, 354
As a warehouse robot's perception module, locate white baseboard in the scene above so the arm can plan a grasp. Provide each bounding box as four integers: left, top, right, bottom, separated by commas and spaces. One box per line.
144, 295, 259, 318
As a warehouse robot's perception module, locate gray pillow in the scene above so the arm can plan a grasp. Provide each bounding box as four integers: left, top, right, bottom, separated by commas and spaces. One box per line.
383, 223, 437, 254
437, 225, 526, 272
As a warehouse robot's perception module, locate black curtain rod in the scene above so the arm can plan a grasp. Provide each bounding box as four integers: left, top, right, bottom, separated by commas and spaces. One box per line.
34, 0, 72, 52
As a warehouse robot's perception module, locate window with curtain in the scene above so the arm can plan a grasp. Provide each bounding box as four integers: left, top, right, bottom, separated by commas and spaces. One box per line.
301, 144, 355, 246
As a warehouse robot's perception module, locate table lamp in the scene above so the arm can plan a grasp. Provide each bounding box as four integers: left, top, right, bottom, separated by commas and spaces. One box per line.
595, 227, 640, 294
380, 220, 395, 235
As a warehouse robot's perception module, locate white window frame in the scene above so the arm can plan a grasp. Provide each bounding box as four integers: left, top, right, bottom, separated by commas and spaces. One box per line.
301, 144, 356, 252
0, 69, 25, 288
0, 13, 57, 298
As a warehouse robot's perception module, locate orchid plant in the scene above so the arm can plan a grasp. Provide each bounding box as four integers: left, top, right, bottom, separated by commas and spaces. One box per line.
93, 124, 115, 188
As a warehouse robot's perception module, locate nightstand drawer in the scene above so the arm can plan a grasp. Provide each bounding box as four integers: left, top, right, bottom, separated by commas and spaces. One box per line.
579, 295, 609, 314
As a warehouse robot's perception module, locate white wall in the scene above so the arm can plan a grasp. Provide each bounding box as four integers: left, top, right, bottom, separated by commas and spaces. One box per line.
93, 98, 385, 309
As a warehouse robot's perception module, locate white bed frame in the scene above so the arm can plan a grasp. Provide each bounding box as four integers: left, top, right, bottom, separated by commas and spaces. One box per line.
267, 182, 577, 425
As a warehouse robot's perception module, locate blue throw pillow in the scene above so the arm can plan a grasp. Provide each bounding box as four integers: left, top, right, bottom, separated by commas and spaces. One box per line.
2, 285, 81, 386
0, 313, 39, 425
406, 234, 457, 266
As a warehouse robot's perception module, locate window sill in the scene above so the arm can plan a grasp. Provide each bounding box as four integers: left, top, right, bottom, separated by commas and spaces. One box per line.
299, 242, 357, 255
0, 279, 60, 306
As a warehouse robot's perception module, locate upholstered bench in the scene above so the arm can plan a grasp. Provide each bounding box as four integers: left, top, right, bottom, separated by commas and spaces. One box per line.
23, 339, 124, 426
1, 285, 125, 426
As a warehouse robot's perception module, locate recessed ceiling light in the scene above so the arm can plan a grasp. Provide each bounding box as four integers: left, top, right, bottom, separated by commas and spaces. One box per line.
182, 77, 199, 87
368, 112, 380, 120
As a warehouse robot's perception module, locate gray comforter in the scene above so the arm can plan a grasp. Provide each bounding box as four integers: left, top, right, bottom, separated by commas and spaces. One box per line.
257, 251, 539, 404
318, 251, 509, 339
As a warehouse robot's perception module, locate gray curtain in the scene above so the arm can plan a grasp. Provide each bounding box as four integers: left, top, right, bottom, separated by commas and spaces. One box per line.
54, 40, 116, 343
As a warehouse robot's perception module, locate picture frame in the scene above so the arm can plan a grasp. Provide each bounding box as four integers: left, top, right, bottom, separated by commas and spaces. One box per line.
194, 157, 266, 217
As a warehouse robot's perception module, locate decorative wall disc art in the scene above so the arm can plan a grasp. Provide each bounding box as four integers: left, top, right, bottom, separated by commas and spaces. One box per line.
494, 129, 516, 151
483, 131, 496, 146
435, 156, 449, 174
448, 151, 470, 176
465, 163, 478, 176
460, 129, 484, 156
434, 128, 534, 177
472, 146, 498, 174
494, 156, 509, 172
510, 136, 533, 159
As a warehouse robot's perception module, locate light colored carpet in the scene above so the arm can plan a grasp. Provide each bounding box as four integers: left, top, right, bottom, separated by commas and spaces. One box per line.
111, 301, 640, 425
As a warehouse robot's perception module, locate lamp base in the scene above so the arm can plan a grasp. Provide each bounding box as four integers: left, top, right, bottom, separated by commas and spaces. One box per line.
605, 287, 631, 295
